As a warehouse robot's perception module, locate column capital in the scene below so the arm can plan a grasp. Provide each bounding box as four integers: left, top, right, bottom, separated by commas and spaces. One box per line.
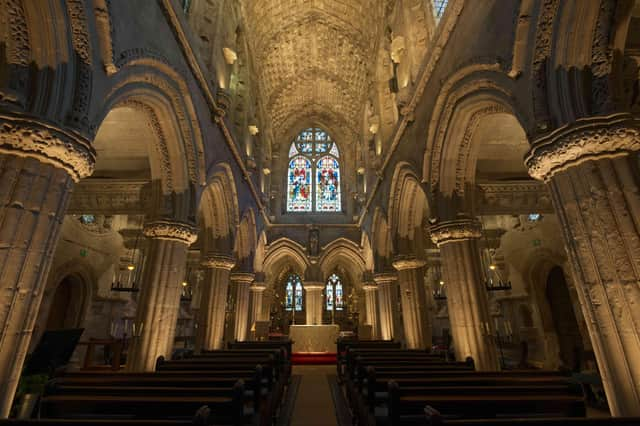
201, 254, 236, 270
526, 113, 640, 181
362, 282, 377, 291
392, 256, 427, 271
373, 272, 397, 285
0, 113, 95, 182
250, 281, 267, 292
304, 282, 324, 291
230, 272, 255, 284
143, 220, 198, 244
429, 219, 482, 247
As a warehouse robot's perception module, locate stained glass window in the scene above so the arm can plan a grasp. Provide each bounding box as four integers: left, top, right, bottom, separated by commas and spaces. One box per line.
287, 156, 312, 212
326, 273, 344, 311
433, 0, 448, 20
286, 127, 341, 212
295, 280, 304, 311
326, 281, 334, 311
285, 280, 293, 311
316, 156, 341, 212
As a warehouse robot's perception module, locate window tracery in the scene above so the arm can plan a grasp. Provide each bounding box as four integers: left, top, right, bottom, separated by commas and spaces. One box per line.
285, 274, 304, 311
287, 127, 341, 212
326, 273, 344, 311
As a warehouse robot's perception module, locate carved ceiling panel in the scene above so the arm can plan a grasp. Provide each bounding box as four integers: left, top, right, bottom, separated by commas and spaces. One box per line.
240, 0, 385, 140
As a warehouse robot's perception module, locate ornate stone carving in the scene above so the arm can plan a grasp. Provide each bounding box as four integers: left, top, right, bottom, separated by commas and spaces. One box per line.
230, 272, 255, 284
94, 0, 117, 75
430, 219, 482, 247
373, 272, 398, 284
143, 220, 198, 244
201, 255, 236, 270
65, 0, 93, 132
475, 181, 553, 215
67, 179, 152, 214
392, 256, 427, 271
531, 0, 559, 130
0, 113, 95, 181
525, 113, 640, 181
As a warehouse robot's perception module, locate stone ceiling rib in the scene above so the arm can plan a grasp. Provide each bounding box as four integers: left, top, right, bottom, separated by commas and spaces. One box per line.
240, 0, 384, 141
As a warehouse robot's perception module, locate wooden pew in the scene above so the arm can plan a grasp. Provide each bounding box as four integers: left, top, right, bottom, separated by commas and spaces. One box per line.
227, 341, 293, 362
39, 380, 245, 425
425, 417, 640, 426
0, 420, 204, 426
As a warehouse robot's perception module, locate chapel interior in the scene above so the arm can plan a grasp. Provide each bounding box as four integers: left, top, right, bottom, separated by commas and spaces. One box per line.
2, 0, 640, 425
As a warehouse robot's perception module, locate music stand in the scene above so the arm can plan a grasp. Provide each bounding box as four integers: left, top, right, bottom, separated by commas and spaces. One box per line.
22, 328, 84, 376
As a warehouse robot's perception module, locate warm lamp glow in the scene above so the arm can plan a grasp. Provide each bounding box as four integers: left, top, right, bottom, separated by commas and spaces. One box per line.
127, 264, 135, 271
489, 264, 497, 271
439, 280, 445, 286
181, 281, 188, 287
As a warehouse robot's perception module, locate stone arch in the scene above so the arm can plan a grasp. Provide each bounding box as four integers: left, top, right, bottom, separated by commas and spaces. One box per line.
234, 208, 257, 271
424, 67, 527, 217
388, 162, 430, 257
528, 1, 634, 132
263, 238, 309, 290
318, 238, 367, 288
94, 57, 207, 220
371, 207, 394, 271
199, 163, 240, 255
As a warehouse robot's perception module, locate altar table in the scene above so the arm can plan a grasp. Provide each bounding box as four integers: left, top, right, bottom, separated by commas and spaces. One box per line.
289, 324, 340, 353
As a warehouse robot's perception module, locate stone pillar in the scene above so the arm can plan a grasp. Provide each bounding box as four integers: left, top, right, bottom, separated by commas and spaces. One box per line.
525, 113, 640, 416
231, 272, 254, 342
362, 282, 379, 339
0, 114, 95, 417
374, 272, 399, 341
196, 255, 235, 351
430, 219, 500, 371
305, 283, 324, 325
126, 221, 197, 372
249, 281, 267, 327
393, 257, 431, 350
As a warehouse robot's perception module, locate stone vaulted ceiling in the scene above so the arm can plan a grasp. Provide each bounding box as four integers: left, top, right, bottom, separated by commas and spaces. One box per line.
240, 0, 386, 141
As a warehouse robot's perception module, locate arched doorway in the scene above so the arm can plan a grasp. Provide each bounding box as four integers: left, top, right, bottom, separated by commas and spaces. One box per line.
545, 266, 584, 371
45, 275, 87, 330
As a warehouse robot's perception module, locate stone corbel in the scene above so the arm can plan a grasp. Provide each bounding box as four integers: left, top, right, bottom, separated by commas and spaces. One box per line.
0, 113, 95, 181
392, 257, 427, 271
143, 220, 198, 245
429, 219, 482, 247
201, 255, 236, 270
525, 113, 640, 181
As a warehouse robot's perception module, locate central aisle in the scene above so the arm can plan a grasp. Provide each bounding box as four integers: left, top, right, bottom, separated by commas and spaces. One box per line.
290, 365, 339, 426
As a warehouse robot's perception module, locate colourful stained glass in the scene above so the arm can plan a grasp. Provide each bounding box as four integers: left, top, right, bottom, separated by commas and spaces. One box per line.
285, 281, 293, 311
335, 279, 343, 310
287, 156, 312, 212
316, 142, 329, 153
288, 143, 298, 157
433, 0, 448, 19
329, 143, 339, 158
295, 279, 304, 311
299, 143, 313, 153
316, 156, 341, 211
326, 281, 334, 310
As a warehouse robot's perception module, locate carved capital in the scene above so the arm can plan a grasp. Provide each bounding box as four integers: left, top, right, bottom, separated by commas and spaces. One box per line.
362, 282, 377, 291
429, 219, 482, 247
304, 282, 325, 291
0, 113, 95, 182
230, 272, 255, 285
201, 255, 236, 270
392, 256, 427, 271
526, 113, 640, 181
250, 282, 267, 292
143, 220, 198, 244
373, 272, 398, 285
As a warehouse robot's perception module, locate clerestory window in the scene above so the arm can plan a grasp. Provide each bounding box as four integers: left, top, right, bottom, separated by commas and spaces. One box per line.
287, 128, 341, 212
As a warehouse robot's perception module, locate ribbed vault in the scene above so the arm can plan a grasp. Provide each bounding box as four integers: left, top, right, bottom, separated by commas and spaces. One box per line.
240, 0, 386, 139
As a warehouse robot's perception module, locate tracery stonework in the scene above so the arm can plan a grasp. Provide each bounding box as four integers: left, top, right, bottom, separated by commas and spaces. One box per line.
527, 114, 640, 416
430, 219, 500, 371
143, 220, 198, 244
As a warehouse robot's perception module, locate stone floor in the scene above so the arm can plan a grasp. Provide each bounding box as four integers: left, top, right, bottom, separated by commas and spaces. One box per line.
290, 365, 338, 426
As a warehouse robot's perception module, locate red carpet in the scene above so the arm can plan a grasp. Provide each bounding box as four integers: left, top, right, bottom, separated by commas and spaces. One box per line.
292, 352, 337, 365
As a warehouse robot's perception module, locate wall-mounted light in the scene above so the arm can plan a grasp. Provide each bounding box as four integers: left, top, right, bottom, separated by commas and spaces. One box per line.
248, 125, 259, 136
263, 168, 271, 175
357, 167, 365, 175
222, 47, 237, 65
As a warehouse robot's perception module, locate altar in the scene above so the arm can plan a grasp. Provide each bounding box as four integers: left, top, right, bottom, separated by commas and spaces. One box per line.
289, 324, 340, 353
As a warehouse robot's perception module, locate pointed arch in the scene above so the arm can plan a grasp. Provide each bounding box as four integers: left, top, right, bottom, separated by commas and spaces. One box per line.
263, 238, 309, 289
198, 163, 240, 255
318, 238, 366, 288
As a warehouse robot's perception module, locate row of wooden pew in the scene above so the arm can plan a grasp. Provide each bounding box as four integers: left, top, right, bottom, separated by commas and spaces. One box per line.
2, 341, 292, 426
340, 341, 640, 426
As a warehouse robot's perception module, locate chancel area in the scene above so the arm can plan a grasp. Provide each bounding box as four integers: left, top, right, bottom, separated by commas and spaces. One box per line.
2, 0, 640, 424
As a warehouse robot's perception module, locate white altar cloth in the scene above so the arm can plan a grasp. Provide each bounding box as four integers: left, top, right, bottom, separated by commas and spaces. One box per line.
289, 324, 340, 353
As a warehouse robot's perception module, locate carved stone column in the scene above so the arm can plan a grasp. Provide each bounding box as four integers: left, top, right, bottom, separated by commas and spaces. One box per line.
126, 221, 197, 372
250, 281, 267, 326
362, 282, 379, 339
0, 114, 95, 417
196, 255, 235, 351
231, 272, 254, 342
392, 258, 430, 349
430, 219, 500, 371
305, 283, 324, 325
374, 272, 399, 341
525, 113, 640, 416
